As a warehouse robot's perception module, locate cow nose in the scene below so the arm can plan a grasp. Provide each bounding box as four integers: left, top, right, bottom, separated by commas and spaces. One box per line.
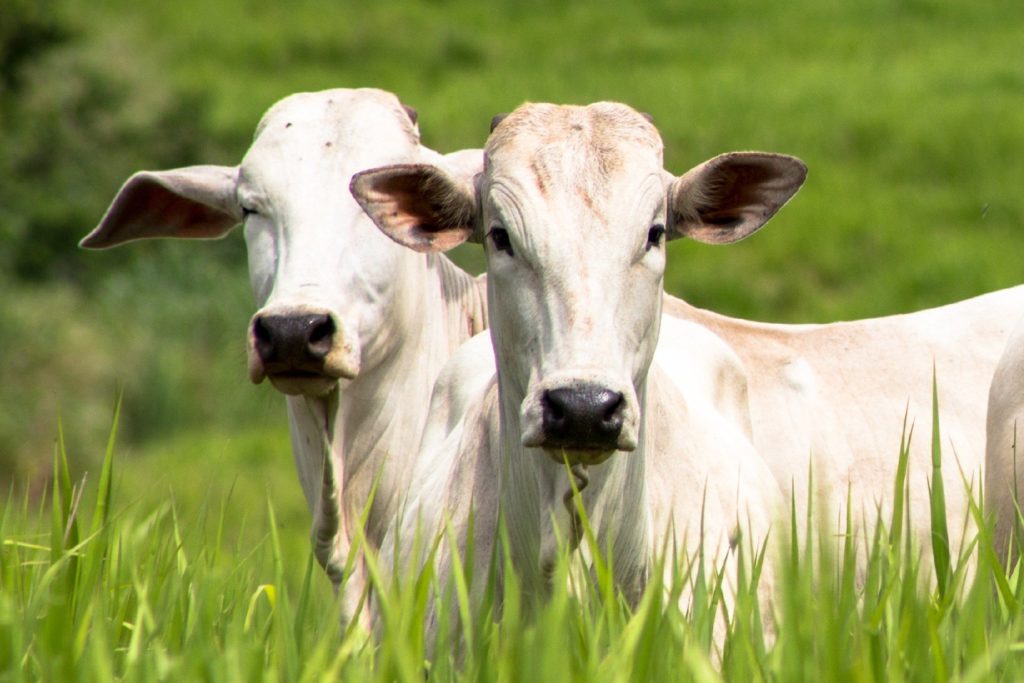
252, 313, 336, 367
541, 385, 625, 450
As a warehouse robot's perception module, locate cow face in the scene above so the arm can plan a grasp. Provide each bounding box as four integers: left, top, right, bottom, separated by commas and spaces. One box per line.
238, 90, 428, 396
82, 88, 433, 397
353, 101, 806, 464
478, 104, 670, 463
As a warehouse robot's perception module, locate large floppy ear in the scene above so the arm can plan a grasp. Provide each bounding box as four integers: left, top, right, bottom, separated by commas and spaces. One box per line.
80, 165, 242, 249
668, 153, 807, 244
350, 161, 480, 253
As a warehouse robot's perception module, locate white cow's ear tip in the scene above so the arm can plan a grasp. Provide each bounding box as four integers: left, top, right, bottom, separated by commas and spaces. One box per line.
79, 233, 103, 249
787, 155, 809, 176
349, 170, 372, 195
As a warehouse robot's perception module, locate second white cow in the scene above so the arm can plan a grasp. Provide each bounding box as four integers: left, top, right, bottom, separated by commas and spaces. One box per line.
353, 102, 803, 627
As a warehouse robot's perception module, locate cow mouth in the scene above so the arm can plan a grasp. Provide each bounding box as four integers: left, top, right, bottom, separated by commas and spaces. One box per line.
264, 367, 341, 381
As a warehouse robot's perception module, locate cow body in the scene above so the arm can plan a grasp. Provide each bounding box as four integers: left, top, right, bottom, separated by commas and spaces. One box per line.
81, 88, 487, 626
390, 316, 778, 616
666, 284, 1024, 558
985, 311, 1024, 563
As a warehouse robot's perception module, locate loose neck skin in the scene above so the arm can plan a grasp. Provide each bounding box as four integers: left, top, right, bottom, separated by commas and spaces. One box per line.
498, 374, 654, 604
296, 249, 486, 574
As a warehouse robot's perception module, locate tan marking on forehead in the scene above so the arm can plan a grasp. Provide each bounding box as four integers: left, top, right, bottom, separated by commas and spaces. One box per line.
487, 102, 661, 157
577, 186, 598, 218
530, 157, 550, 197
487, 102, 662, 218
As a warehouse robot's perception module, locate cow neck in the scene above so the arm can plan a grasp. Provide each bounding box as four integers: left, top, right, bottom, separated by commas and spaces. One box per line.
296, 250, 486, 615
497, 375, 653, 605
432, 253, 489, 349
332, 251, 488, 548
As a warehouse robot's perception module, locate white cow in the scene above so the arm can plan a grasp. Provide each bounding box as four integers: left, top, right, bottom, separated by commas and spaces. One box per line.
985, 312, 1024, 564
352, 102, 801, 629
80, 88, 488, 626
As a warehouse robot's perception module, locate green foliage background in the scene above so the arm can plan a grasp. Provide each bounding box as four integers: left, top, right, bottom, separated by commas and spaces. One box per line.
1, 0, 1022, 569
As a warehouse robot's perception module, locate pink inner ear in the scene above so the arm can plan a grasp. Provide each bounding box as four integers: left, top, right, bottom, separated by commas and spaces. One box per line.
673, 153, 806, 245
412, 225, 474, 252
353, 164, 476, 253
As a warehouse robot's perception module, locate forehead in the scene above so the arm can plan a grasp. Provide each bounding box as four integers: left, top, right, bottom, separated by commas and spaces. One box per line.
247, 88, 419, 159
485, 103, 664, 188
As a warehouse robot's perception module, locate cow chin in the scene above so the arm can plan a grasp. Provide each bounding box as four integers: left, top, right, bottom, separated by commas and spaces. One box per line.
266, 374, 339, 397
541, 446, 618, 467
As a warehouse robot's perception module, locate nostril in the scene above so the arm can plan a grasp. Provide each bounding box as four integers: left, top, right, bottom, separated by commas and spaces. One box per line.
601, 392, 624, 422
253, 317, 275, 360
253, 317, 271, 342
542, 393, 567, 434
545, 397, 565, 421
308, 315, 335, 346
598, 393, 622, 419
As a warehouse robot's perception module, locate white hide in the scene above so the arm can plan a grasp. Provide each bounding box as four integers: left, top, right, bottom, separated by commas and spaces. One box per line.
81, 89, 488, 627
355, 102, 799, 636
664, 283, 1024, 561
985, 311, 1024, 563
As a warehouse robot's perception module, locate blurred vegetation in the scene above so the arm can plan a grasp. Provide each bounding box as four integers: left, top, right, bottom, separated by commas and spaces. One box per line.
1, 0, 1022, 502
0, 0, 258, 486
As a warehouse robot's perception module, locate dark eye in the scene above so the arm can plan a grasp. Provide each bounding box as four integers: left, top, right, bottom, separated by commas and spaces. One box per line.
241, 205, 259, 218
646, 224, 666, 250
488, 227, 514, 256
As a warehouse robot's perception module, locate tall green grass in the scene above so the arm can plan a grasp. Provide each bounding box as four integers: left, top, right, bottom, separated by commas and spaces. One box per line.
6, 410, 1024, 680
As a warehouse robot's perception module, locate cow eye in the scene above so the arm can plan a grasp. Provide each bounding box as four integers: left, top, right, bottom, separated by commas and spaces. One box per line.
488, 227, 514, 256
241, 205, 259, 218
646, 224, 666, 250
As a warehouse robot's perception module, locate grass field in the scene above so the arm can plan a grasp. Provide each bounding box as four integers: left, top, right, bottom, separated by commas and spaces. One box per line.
3, 0, 1024, 677
5, 419, 1024, 680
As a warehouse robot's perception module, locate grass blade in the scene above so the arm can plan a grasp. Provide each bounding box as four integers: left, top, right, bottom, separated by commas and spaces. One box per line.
929, 368, 951, 599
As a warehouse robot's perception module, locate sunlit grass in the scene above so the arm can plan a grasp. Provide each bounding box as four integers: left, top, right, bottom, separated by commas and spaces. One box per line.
6, 404, 1024, 680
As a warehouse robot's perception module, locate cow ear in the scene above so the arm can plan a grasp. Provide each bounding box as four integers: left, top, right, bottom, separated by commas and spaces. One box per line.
667, 153, 807, 244
80, 165, 242, 249
350, 162, 479, 253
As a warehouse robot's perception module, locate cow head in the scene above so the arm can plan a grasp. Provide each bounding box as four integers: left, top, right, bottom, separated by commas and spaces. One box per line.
353, 102, 806, 464
81, 88, 466, 398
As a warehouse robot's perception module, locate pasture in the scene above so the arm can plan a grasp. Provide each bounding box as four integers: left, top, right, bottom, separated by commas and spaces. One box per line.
2, 0, 1024, 678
